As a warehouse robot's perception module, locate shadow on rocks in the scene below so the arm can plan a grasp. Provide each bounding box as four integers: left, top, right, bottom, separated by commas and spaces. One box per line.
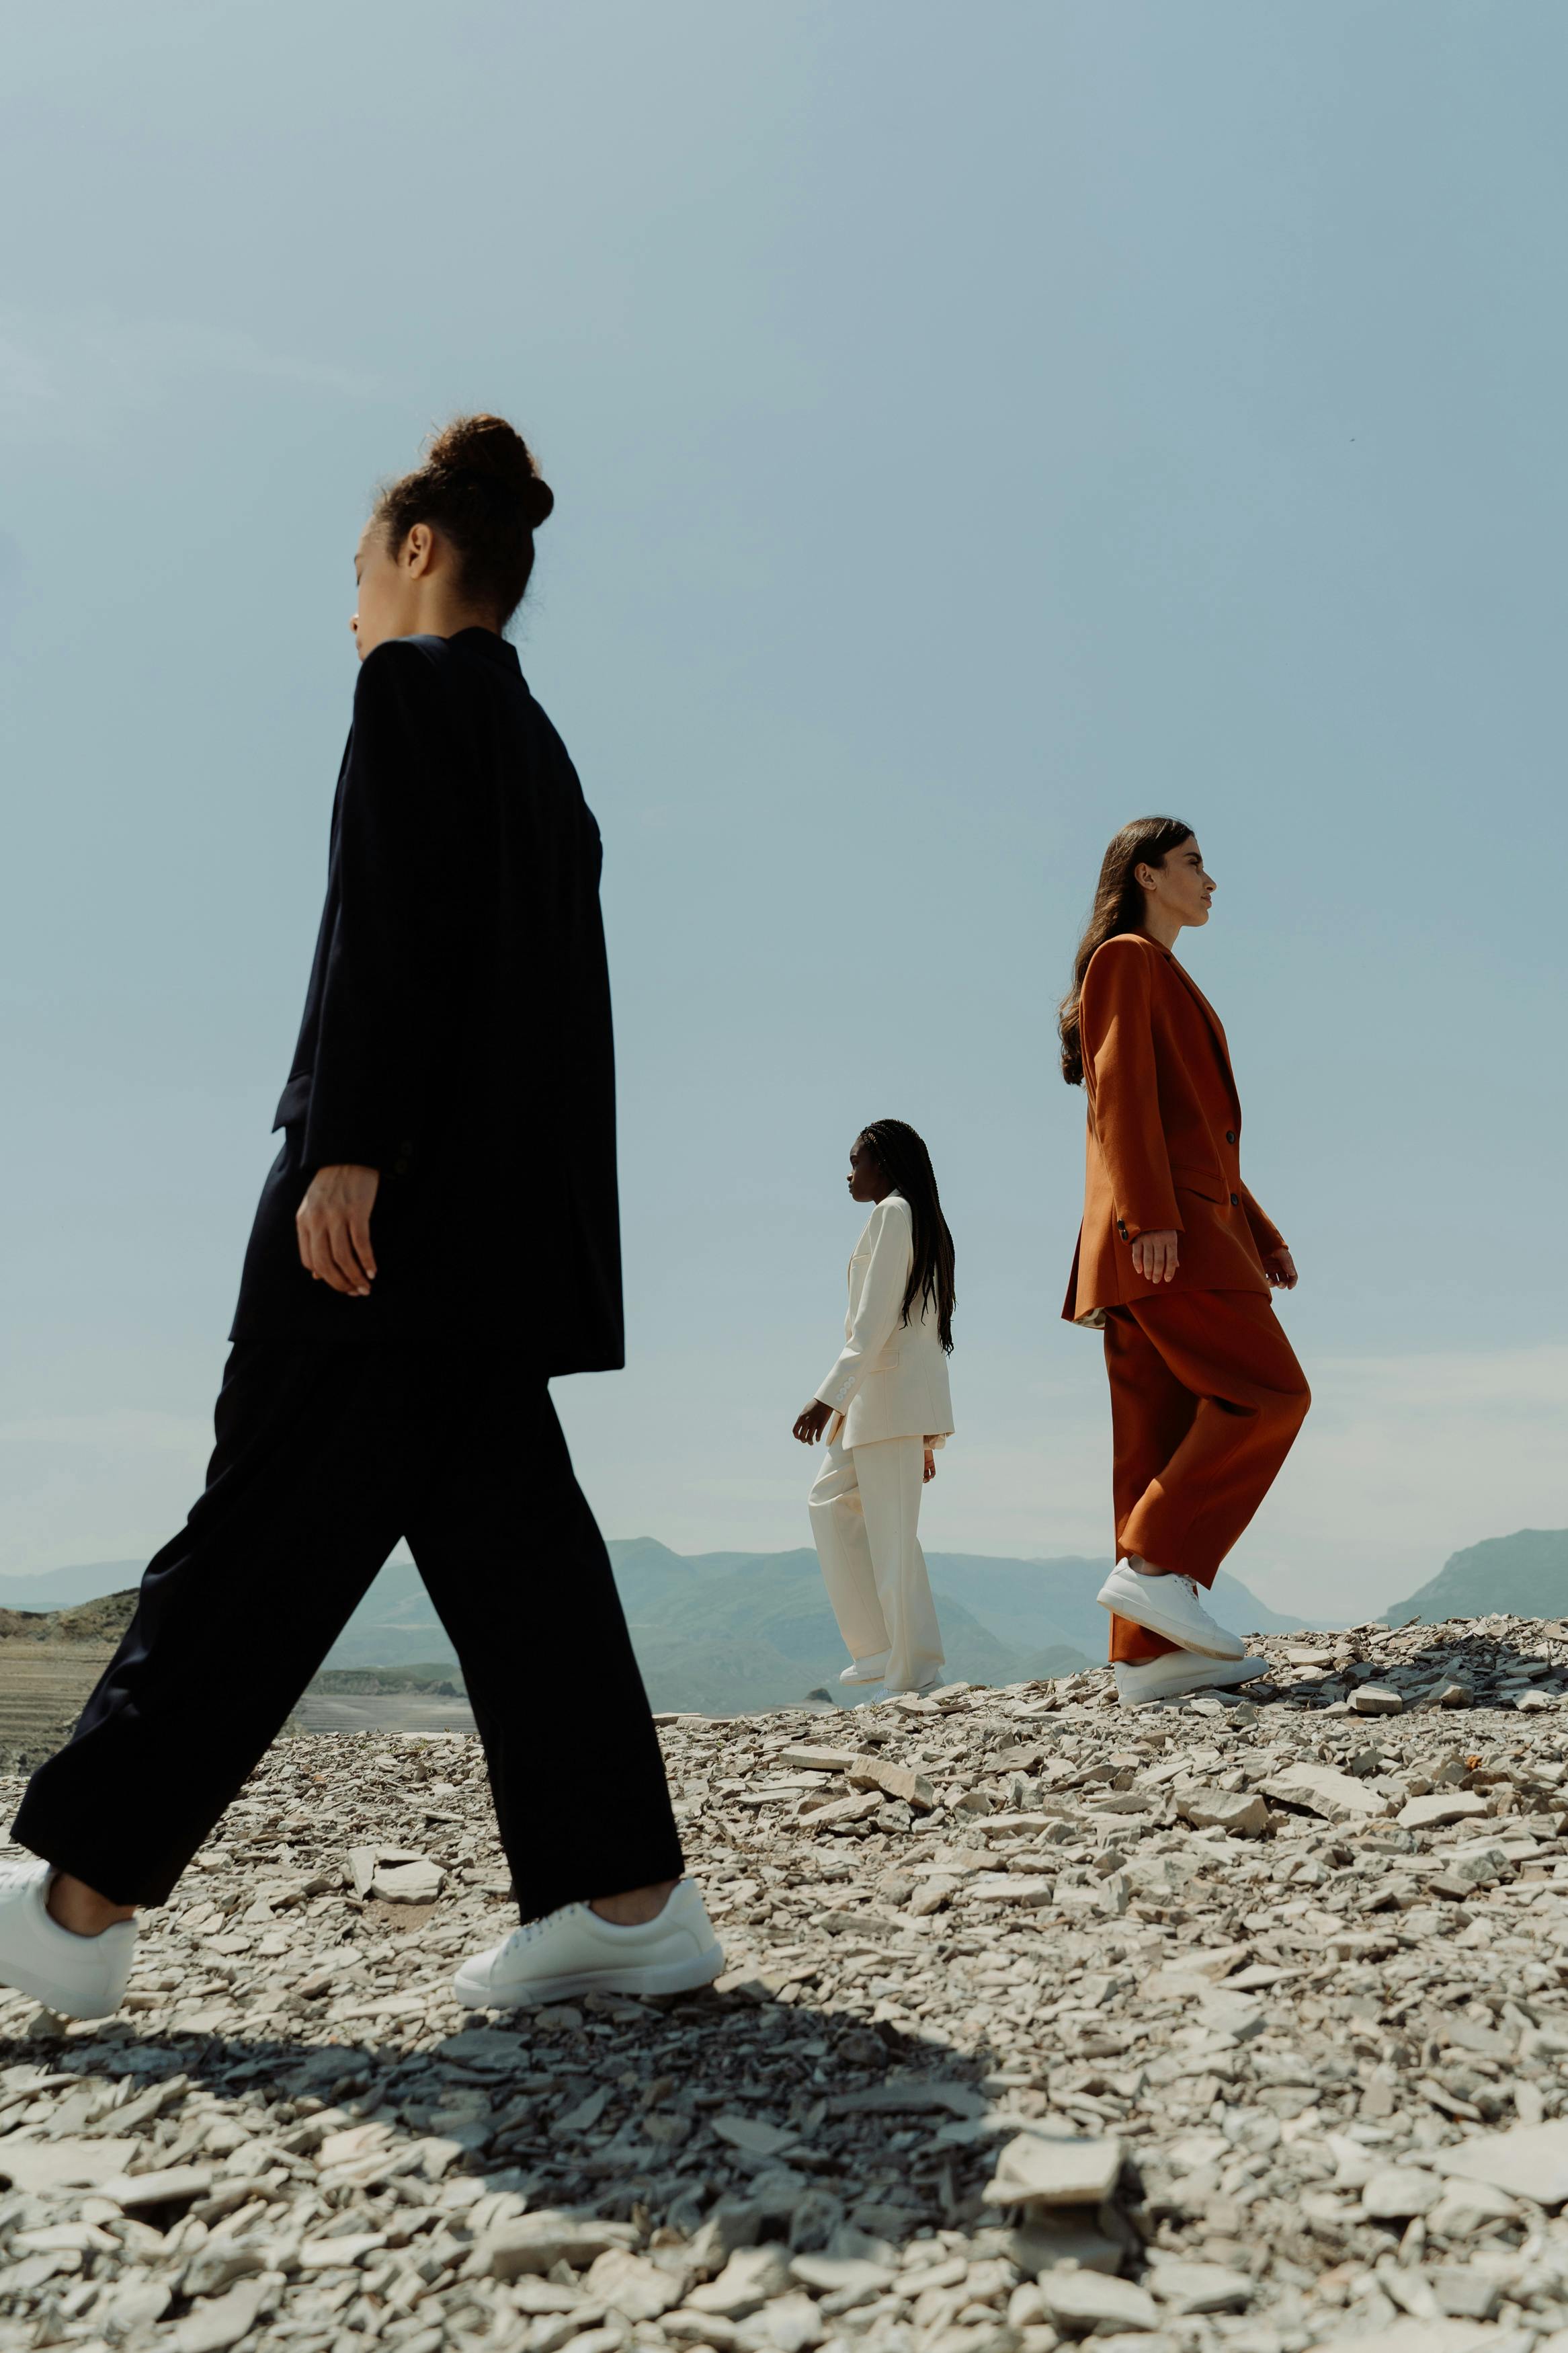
0, 1987, 1144, 2353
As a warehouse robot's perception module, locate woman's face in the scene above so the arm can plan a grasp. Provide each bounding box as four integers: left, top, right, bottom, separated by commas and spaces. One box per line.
1141, 836, 1214, 928
351, 520, 421, 660
848, 1135, 889, 1203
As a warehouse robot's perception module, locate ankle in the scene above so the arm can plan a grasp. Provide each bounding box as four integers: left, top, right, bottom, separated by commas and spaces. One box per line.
590, 1879, 677, 1927
46, 1874, 134, 1938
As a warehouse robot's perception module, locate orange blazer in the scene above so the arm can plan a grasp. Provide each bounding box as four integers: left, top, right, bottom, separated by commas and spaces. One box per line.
1062, 932, 1286, 1326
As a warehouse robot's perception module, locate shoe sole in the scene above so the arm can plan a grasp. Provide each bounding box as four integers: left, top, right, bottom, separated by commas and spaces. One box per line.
454, 1940, 725, 2011
1096, 1577, 1245, 1661
0, 1952, 123, 2020
1116, 1659, 1268, 1706
839, 1668, 886, 1685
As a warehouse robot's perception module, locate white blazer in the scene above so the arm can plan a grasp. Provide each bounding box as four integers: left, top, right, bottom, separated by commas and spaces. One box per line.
814, 1192, 955, 1449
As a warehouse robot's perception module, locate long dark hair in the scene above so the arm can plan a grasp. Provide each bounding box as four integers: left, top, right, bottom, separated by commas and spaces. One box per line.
1057, 815, 1194, 1086
858, 1119, 956, 1353
374, 413, 554, 628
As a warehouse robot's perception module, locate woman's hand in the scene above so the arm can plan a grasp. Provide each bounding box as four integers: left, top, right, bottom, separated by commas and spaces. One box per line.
296, 1163, 380, 1295
1130, 1228, 1180, 1283
1264, 1247, 1299, 1290
923, 1447, 937, 1484
793, 1400, 834, 1445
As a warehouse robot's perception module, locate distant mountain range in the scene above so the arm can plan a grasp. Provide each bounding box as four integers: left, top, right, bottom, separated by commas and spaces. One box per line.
0, 1539, 1333, 1718
292, 1537, 1332, 1712
30, 1531, 1565, 1715
1386, 1529, 1568, 1627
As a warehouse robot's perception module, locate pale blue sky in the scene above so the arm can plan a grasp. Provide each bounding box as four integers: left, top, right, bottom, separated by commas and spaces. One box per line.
1, 2, 1563, 1621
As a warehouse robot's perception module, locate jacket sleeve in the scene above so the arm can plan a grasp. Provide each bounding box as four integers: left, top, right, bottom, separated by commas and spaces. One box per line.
1240, 1183, 1286, 1259
814, 1201, 912, 1414
300, 642, 454, 1174
1080, 939, 1182, 1238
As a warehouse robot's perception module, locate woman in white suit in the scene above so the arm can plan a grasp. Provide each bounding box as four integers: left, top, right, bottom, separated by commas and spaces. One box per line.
793, 1120, 956, 1699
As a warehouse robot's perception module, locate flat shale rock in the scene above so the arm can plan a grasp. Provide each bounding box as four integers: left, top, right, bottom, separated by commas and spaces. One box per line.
1436, 2121, 1568, 2205
1265, 1759, 1390, 1820
6, 1605, 1568, 2352
984, 2131, 1124, 2206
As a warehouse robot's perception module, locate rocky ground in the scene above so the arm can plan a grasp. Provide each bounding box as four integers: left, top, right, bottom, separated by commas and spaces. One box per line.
5, 1613, 1568, 2353
0, 1598, 138, 1779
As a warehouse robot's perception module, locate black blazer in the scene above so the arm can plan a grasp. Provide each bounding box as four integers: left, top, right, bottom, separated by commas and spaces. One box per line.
231, 628, 624, 1371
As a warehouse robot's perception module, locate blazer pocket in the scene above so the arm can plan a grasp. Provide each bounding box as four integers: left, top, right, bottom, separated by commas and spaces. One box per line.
1170, 1162, 1228, 1205
870, 1349, 901, 1371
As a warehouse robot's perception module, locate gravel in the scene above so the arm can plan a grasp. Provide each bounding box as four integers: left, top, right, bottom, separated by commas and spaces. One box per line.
3, 1610, 1568, 2352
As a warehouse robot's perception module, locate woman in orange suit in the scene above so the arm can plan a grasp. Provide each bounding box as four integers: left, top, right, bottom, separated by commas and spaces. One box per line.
1059, 817, 1309, 1706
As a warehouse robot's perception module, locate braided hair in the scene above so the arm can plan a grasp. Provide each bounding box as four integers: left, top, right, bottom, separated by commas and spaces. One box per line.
858, 1119, 956, 1354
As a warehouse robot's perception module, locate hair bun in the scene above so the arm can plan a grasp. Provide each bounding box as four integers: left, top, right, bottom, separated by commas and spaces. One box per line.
425, 412, 553, 528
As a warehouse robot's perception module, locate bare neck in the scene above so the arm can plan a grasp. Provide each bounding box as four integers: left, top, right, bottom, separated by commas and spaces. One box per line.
1139, 908, 1184, 953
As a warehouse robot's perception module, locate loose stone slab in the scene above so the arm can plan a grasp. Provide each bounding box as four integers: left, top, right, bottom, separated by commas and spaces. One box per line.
1362, 2166, 1444, 2219
0, 2139, 138, 2194
983, 2131, 1124, 2207
688, 2245, 794, 2317
710, 2113, 798, 2158
1319, 2325, 1532, 2353
1148, 2262, 1253, 2314
1400, 1791, 1491, 1830
1351, 1685, 1405, 1715
1177, 1788, 1268, 1835
1037, 2270, 1159, 2329
1435, 2121, 1568, 2206
846, 1759, 937, 1810
826, 2081, 987, 2119
97, 2165, 214, 2211
173, 2278, 270, 2353
477, 2214, 641, 2280
1264, 1763, 1389, 1821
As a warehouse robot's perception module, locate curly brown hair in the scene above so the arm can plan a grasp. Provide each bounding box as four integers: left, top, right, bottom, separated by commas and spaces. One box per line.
374, 413, 553, 628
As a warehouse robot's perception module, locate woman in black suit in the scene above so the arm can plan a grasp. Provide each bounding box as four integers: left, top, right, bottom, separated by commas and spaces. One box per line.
2, 418, 722, 2021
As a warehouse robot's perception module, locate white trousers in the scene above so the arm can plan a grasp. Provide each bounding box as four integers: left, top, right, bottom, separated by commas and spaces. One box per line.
808, 1433, 944, 1695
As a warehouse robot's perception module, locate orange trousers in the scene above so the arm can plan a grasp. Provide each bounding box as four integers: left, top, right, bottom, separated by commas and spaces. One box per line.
1103, 1289, 1310, 1663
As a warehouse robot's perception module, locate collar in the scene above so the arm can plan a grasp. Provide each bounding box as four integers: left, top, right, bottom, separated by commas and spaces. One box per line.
448, 627, 523, 676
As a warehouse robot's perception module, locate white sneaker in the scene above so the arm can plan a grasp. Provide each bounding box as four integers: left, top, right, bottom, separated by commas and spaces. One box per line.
453, 1879, 724, 2010
1114, 1652, 1270, 1706
1096, 1557, 1245, 1660
0, 1861, 136, 2020
839, 1655, 889, 1686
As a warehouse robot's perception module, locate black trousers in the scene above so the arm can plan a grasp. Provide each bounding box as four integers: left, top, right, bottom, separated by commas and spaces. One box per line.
12, 1339, 685, 1913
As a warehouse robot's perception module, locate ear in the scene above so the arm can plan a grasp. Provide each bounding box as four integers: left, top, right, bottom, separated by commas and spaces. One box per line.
403, 522, 437, 578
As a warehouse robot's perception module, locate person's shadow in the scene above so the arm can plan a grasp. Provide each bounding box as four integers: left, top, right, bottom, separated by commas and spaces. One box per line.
0, 1985, 1144, 2340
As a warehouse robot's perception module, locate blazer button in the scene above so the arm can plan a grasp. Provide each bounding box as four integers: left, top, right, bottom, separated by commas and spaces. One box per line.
1226, 1129, 1237, 1144
1230, 1191, 1239, 1205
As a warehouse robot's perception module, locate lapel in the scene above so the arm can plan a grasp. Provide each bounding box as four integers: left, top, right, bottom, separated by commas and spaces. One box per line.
1166, 955, 1242, 1122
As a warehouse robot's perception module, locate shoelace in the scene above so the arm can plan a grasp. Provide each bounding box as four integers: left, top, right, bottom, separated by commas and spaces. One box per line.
497, 1903, 587, 1962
